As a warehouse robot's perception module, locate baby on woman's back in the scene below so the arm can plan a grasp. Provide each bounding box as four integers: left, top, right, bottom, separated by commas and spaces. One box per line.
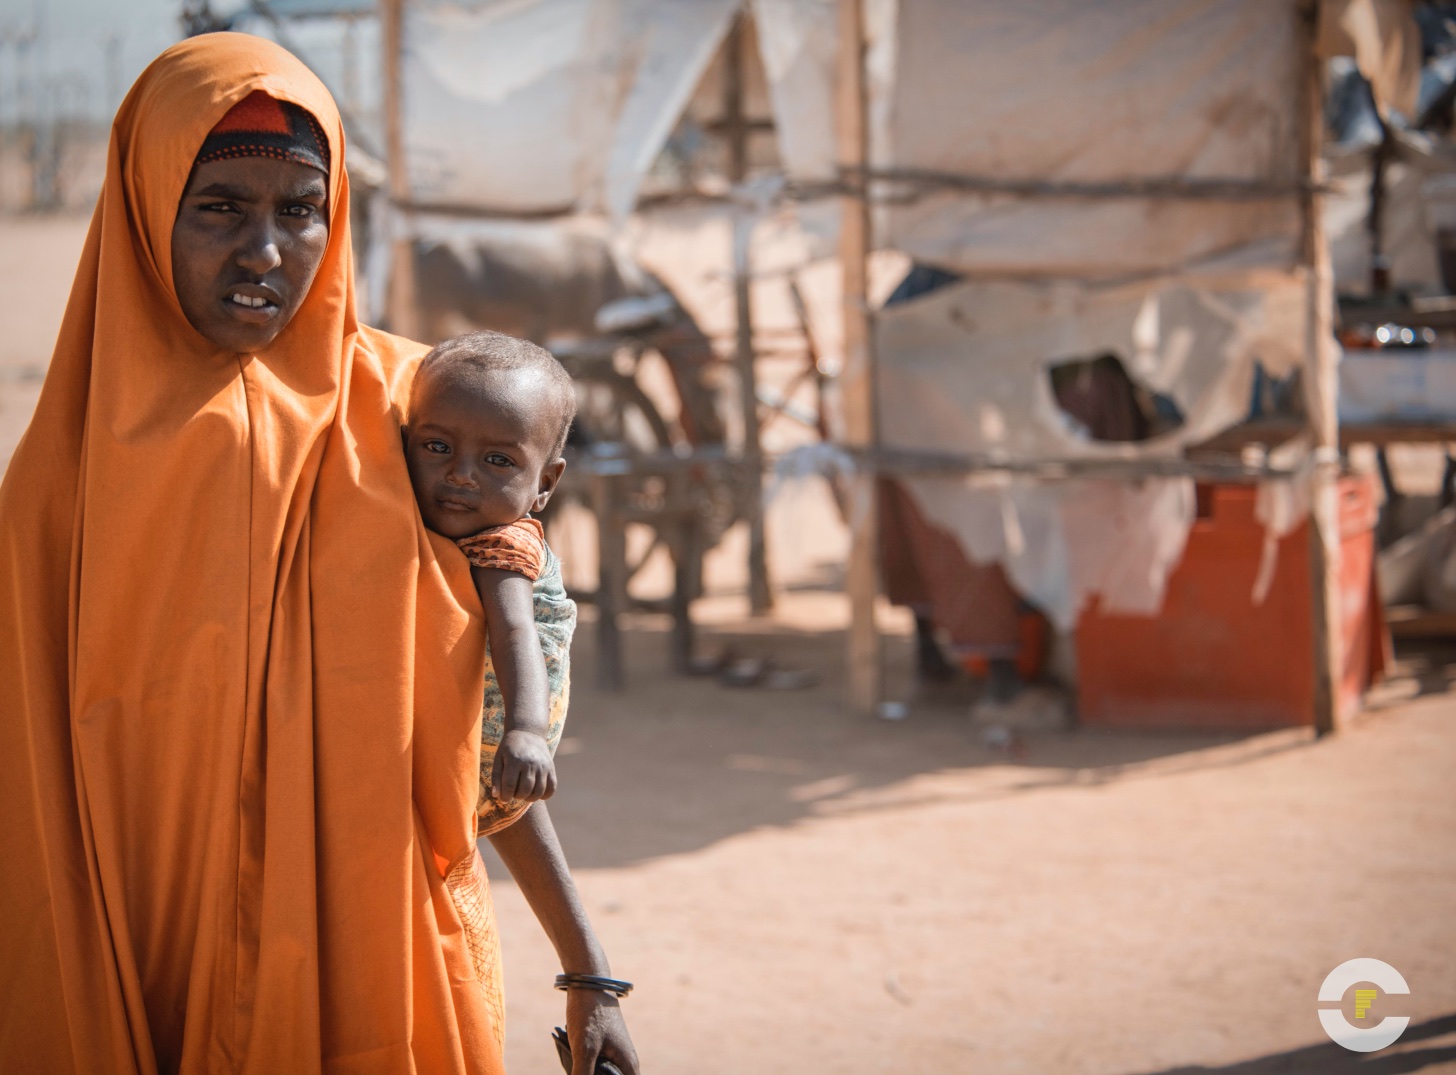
402, 331, 578, 829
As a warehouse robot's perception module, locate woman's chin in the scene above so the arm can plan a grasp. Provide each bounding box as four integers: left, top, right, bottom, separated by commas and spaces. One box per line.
189, 305, 290, 354
199, 325, 284, 354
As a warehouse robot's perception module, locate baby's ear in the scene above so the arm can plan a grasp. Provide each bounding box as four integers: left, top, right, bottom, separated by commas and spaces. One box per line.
532, 458, 567, 513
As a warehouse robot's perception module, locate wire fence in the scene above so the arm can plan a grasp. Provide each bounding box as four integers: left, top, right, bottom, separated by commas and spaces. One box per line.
0, 7, 181, 212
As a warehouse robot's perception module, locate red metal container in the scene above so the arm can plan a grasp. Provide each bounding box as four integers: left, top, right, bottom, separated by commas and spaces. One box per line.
1076, 477, 1386, 729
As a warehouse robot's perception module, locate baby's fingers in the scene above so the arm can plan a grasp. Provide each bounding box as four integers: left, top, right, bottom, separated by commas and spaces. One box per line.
490, 750, 506, 800
515, 766, 545, 802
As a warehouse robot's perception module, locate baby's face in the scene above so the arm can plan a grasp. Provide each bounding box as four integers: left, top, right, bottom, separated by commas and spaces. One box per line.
404, 365, 565, 540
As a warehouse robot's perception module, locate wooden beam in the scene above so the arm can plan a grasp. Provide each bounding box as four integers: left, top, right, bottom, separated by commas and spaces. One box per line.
836, 0, 882, 714
723, 14, 774, 614
846, 166, 1321, 202
381, 0, 417, 340
1299, 1, 1344, 736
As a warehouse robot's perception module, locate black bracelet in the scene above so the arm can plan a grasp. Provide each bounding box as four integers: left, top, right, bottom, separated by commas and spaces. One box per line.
554, 973, 633, 998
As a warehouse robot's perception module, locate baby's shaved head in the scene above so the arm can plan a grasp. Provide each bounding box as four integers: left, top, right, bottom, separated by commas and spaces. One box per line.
411, 330, 577, 458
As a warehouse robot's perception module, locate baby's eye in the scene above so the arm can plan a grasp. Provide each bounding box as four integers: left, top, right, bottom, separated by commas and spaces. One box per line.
424, 440, 450, 454
485, 453, 514, 468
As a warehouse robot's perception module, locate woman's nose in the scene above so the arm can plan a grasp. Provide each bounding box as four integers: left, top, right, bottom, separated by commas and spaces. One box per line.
235, 221, 283, 275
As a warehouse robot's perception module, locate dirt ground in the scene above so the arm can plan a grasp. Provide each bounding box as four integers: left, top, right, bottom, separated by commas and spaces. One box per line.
2, 213, 1453, 1075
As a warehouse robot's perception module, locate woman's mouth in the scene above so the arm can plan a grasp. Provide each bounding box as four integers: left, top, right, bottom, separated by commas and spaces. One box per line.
223, 288, 282, 324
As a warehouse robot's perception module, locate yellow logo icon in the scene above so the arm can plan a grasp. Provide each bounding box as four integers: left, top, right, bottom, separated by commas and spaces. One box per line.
1354, 989, 1378, 1020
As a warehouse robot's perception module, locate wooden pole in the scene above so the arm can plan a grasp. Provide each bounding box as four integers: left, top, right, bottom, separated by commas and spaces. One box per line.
836, 0, 882, 714
1299, 1, 1344, 735
591, 472, 626, 691
381, 0, 417, 340
724, 15, 774, 614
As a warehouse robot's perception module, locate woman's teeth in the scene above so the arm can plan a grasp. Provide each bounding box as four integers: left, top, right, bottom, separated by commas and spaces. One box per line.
230, 294, 270, 308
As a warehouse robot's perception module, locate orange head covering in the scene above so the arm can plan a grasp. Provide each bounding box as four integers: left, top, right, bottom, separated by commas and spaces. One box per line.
0, 33, 503, 1074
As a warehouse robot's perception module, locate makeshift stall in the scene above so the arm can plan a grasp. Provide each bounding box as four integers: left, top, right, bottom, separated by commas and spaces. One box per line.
349, 0, 1423, 725
817, 0, 1421, 730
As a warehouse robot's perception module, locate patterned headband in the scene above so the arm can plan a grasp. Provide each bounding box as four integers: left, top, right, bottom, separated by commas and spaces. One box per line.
195, 90, 329, 176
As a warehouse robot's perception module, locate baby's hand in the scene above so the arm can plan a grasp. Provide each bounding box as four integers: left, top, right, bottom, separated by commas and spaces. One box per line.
492, 729, 558, 802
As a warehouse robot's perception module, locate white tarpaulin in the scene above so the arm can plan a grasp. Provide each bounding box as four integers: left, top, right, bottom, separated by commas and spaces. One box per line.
880, 0, 1305, 278
876, 275, 1308, 463
402, 0, 737, 216
1326, 130, 1456, 293
876, 273, 1308, 626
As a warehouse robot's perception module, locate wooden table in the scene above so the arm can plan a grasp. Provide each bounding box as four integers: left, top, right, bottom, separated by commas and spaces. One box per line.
570, 447, 747, 690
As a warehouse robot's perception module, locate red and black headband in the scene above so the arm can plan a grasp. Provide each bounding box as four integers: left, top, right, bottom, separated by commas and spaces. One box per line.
195, 90, 329, 176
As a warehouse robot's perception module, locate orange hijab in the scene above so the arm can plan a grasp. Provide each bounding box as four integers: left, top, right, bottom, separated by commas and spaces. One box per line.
0, 34, 502, 1074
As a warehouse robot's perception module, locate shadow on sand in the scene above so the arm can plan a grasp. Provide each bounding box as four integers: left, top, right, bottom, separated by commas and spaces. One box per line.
1126, 1013, 1456, 1074
537, 609, 1350, 871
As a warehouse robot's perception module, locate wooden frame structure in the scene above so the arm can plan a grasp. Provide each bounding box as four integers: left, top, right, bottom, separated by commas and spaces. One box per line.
375, 0, 1373, 732
832, 0, 1348, 733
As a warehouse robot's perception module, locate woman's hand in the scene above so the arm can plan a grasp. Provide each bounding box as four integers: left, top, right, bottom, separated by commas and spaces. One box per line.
566, 989, 639, 1075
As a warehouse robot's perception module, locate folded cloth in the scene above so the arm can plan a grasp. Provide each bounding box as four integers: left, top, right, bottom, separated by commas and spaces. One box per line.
456, 517, 547, 580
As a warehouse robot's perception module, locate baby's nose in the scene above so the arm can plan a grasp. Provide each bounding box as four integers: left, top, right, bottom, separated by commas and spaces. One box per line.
444, 467, 477, 487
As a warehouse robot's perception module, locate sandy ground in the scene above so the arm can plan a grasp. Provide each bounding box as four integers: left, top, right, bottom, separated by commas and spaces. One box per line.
2, 212, 1454, 1074
494, 604, 1456, 1075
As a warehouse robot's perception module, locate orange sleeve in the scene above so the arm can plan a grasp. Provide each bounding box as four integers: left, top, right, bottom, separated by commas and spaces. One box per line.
455, 518, 546, 580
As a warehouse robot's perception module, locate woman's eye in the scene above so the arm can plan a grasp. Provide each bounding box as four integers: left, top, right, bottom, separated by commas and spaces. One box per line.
424, 440, 450, 454
282, 203, 318, 218
199, 201, 238, 214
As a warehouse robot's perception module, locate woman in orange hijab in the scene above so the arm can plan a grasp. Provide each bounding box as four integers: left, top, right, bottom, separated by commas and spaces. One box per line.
0, 33, 637, 1075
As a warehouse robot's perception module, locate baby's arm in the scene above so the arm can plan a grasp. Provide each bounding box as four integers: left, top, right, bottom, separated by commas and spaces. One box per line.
487, 803, 639, 1075
473, 565, 557, 802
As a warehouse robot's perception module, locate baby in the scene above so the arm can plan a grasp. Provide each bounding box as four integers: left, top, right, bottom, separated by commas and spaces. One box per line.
403, 330, 578, 827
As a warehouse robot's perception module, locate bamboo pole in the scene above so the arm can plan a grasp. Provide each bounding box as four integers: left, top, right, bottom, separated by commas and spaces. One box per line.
836, 0, 882, 714
381, 0, 417, 340
724, 15, 774, 614
1299, 1, 1344, 735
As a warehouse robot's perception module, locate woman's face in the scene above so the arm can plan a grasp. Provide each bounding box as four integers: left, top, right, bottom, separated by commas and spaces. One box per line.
171, 156, 329, 353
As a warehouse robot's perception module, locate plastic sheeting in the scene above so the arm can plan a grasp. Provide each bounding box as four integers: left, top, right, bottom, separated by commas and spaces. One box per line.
876, 275, 1308, 462
845, 0, 1414, 626
876, 273, 1309, 626
401, 0, 737, 216
1319, 0, 1423, 118
900, 475, 1199, 631
880, 0, 1306, 278
1326, 131, 1456, 294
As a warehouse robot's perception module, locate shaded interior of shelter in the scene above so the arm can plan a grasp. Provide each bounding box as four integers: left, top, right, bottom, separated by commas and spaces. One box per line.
1125, 1012, 1456, 1075
1047, 351, 1185, 444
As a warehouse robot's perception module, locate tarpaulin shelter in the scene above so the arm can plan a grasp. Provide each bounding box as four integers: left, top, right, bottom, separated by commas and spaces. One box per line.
370, 0, 1422, 728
